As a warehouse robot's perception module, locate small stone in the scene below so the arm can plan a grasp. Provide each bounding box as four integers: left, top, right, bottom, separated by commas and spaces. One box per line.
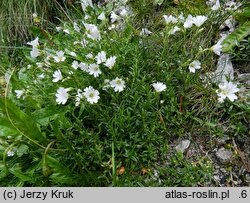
245, 174, 250, 183
213, 175, 220, 181
215, 148, 233, 164
175, 140, 191, 153
238, 73, 250, 86
238, 73, 250, 83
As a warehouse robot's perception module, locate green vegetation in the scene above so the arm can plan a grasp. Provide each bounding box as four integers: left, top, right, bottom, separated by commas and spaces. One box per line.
0, 0, 249, 186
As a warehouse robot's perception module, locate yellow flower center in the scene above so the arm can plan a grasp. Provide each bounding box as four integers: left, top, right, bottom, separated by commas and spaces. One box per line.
89, 93, 94, 98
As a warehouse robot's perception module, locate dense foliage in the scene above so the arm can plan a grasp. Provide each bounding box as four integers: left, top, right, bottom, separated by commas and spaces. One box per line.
0, 0, 249, 186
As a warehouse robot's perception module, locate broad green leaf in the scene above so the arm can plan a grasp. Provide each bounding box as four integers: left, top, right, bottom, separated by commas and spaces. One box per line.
0, 117, 20, 137
16, 144, 29, 157
222, 21, 250, 52
32, 106, 62, 126
0, 98, 48, 144
241, 7, 250, 17
235, 7, 250, 20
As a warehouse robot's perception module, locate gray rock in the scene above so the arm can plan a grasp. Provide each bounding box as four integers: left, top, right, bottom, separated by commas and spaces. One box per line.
215, 148, 233, 164
212, 54, 234, 84
238, 73, 250, 86
175, 140, 191, 153
246, 174, 250, 183
216, 136, 230, 146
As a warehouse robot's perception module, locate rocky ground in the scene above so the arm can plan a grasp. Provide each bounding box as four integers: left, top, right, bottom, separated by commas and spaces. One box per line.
167, 50, 250, 187
171, 130, 250, 186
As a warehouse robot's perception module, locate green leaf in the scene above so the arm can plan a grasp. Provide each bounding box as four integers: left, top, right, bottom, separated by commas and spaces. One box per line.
30, 26, 52, 42
32, 106, 62, 126
235, 7, 250, 19
0, 98, 48, 144
222, 21, 250, 52
16, 144, 29, 157
0, 117, 20, 137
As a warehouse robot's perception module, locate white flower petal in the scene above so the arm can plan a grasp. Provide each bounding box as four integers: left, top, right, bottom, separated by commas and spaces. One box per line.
110, 77, 125, 92
56, 87, 69, 105
152, 82, 166, 92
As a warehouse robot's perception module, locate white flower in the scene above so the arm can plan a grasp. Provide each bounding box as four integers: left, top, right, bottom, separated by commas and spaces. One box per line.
30, 47, 40, 58
104, 56, 117, 69
75, 89, 84, 106
44, 55, 52, 66
7, 150, 15, 157
110, 11, 120, 23
152, 82, 166, 92
192, 16, 207, 27
54, 51, 66, 62
32, 13, 37, 18
74, 40, 80, 45
84, 23, 101, 41
98, 12, 106, 21
189, 60, 201, 73
56, 26, 62, 32
56, 87, 69, 105
52, 70, 63, 82
81, 38, 88, 47
83, 86, 100, 104
63, 29, 70, 34
216, 81, 239, 103
103, 79, 111, 90
140, 28, 152, 36
36, 62, 44, 68
80, 0, 93, 11
70, 51, 77, 57
79, 62, 88, 72
27, 37, 40, 58
183, 15, 194, 28
211, 42, 222, 56
27, 37, 39, 47
38, 73, 45, 79
88, 64, 101, 77
108, 24, 116, 30
72, 61, 79, 69
110, 77, 125, 92
170, 26, 180, 35
119, 9, 128, 17
178, 13, 185, 21
211, 0, 220, 10
95, 51, 107, 64
73, 22, 80, 32
86, 53, 93, 59
84, 14, 90, 20
163, 15, 178, 24
15, 89, 25, 99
